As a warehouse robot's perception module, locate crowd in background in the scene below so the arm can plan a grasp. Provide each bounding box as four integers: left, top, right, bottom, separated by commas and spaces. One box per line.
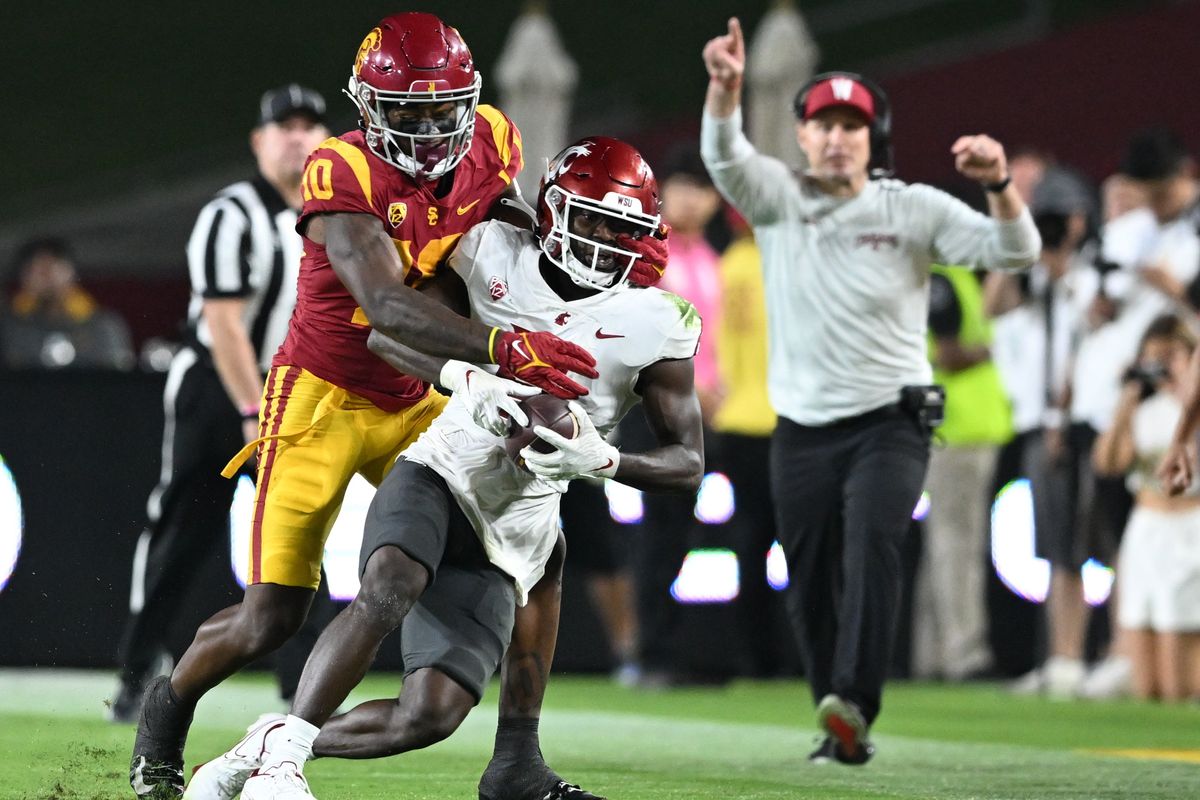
4, 124, 1199, 707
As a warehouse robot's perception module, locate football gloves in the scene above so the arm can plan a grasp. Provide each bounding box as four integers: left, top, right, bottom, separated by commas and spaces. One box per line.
438, 359, 540, 437
618, 223, 671, 288
522, 400, 620, 481
491, 329, 598, 399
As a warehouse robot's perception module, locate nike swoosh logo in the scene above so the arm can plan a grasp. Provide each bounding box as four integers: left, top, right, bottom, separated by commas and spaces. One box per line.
456, 199, 481, 216
595, 329, 625, 339
512, 340, 530, 361
599, 458, 614, 471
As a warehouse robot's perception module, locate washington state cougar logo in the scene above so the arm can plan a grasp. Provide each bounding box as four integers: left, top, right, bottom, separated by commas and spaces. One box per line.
545, 142, 592, 181
488, 276, 508, 300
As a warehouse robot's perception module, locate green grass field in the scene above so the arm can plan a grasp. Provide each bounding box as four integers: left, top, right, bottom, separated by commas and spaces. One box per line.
1, 669, 1197, 799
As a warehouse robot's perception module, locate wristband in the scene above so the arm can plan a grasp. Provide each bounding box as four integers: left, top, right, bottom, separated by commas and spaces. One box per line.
983, 175, 1012, 194
239, 404, 261, 421
487, 327, 501, 364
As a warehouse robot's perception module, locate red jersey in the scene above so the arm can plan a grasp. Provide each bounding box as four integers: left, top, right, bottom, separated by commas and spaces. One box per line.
275, 105, 523, 411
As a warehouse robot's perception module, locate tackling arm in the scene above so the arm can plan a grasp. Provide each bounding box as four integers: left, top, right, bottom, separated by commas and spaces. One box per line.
309, 212, 495, 361
365, 267, 538, 435
307, 212, 597, 397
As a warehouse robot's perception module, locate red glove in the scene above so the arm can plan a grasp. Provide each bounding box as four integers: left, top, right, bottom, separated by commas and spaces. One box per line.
618, 223, 671, 288
490, 329, 599, 399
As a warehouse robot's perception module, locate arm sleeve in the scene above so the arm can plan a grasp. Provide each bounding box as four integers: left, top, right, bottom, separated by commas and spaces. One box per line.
918, 184, 1041, 272
927, 272, 963, 337
186, 198, 252, 298
700, 108, 794, 226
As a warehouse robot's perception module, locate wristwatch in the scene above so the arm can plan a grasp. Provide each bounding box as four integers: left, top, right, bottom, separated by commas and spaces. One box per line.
984, 175, 1012, 194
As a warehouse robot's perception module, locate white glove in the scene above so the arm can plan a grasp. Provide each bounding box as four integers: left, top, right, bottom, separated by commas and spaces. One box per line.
439, 359, 540, 437
521, 400, 620, 480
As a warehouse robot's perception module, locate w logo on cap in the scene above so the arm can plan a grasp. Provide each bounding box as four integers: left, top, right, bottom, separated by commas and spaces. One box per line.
831, 78, 855, 101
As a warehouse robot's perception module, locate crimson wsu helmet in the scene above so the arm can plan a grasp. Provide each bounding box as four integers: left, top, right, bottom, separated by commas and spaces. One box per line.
537, 137, 662, 290
346, 13, 481, 179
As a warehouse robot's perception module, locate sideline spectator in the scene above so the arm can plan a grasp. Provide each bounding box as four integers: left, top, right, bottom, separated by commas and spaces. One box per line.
914, 263, 1012, 682
1, 237, 133, 370
1095, 315, 1200, 702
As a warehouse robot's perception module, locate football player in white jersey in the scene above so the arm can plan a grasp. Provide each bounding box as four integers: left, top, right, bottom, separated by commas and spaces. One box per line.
198, 138, 704, 800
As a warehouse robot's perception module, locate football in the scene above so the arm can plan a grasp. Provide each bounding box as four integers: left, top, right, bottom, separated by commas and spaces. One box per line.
504, 393, 578, 468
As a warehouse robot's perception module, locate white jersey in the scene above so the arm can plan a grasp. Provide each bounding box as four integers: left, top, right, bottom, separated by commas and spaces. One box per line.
403, 221, 702, 602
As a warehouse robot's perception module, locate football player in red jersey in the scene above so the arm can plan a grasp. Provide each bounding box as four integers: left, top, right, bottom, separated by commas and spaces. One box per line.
130, 14, 612, 800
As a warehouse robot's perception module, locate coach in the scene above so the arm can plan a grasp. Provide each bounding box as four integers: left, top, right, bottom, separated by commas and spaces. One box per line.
700, 19, 1039, 764
111, 86, 332, 721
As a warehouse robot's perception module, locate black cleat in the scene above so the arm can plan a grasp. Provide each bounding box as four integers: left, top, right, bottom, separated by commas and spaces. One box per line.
479, 757, 606, 800
807, 736, 838, 764
816, 694, 875, 765
129, 676, 191, 798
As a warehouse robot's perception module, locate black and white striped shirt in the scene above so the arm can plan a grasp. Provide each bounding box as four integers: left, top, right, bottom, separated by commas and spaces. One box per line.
185, 174, 301, 372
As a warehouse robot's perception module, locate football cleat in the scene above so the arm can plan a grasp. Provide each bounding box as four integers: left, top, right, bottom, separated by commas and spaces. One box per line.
807, 737, 838, 765
130, 755, 184, 799
239, 762, 315, 800
183, 713, 286, 799
131, 676, 191, 798
539, 781, 605, 800
479, 759, 605, 800
815, 694, 874, 765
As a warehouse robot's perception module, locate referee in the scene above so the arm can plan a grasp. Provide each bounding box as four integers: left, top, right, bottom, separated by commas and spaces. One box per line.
111, 86, 331, 721
700, 19, 1039, 763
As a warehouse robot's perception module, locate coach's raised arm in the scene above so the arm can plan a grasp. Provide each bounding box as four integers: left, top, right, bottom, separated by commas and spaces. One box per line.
697, 16, 1039, 767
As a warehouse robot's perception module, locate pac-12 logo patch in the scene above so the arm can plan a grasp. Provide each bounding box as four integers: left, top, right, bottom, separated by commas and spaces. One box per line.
488, 276, 508, 300
387, 202, 408, 226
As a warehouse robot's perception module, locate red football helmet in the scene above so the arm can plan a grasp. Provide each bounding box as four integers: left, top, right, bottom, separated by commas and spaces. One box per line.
346, 13, 481, 180
537, 137, 662, 291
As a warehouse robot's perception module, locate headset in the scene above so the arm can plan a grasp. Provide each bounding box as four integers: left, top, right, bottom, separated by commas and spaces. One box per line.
793, 71, 894, 179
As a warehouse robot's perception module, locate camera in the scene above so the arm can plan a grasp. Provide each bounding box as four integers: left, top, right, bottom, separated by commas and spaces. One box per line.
1123, 361, 1169, 396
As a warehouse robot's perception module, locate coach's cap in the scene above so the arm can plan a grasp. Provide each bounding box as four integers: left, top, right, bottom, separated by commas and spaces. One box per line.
258, 84, 327, 126
802, 76, 875, 123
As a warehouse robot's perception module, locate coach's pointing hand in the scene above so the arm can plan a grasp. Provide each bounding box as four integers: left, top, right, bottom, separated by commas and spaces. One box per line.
952, 135, 1008, 185
703, 18, 744, 118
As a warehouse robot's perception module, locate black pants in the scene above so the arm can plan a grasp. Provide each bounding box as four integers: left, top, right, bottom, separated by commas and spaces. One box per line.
116, 352, 334, 699
771, 406, 930, 725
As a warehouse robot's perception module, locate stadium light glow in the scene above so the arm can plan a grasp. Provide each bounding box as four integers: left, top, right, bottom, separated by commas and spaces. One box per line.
989, 478, 1113, 607
912, 490, 931, 521
694, 471, 735, 524
0, 456, 23, 593
230, 473, 373, 601
604, 479, 644, 524
670, 548, 739, 603
766, 540, 788, 591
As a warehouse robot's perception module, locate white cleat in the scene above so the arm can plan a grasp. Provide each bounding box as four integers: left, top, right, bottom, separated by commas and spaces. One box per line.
184, 713, 286, 800
239, 762, 315, 800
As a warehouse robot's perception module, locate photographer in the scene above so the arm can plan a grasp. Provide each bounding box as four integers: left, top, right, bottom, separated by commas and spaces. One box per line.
1094, 315, 1200, 702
